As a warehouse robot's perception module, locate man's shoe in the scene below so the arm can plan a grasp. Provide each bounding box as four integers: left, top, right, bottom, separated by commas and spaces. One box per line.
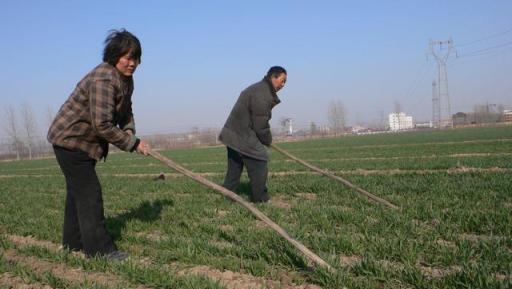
105, 251, 129, 262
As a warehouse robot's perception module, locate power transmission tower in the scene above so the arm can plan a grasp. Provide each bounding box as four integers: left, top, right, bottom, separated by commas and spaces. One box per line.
379, 111, 386, 129
429, 38, 454, 128
432, 80, 440, 128
287, 118, 293, 135
281, 118, 293, 135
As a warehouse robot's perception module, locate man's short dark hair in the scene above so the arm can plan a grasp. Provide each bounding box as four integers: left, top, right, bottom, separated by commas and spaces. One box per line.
266, 66, 287, 78
103, 29, 142, 66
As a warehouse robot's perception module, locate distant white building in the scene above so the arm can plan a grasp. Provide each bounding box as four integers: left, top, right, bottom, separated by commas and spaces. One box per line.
504, 110, 512, 122
389, 112, 413, 131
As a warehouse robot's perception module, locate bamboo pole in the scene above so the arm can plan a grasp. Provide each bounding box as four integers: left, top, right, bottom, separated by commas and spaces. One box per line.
149, 150, 334, 272
270, 144, 399, 210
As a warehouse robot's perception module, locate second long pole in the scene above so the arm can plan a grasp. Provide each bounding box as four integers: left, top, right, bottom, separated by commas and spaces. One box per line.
271, 144, 399, 210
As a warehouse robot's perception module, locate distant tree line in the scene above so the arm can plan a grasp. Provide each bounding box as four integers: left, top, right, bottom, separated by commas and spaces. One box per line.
139, 127, 220, 151
5, 100, 507, 160
2, 104, 55, 161
453, 103, 509, 126
2, 99, 351, 160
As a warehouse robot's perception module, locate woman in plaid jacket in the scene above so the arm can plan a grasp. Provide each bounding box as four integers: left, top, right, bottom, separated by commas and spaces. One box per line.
48, 29, 150, 261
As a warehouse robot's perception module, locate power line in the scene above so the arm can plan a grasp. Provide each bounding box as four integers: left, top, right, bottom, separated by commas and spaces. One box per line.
456, 28, 512, 48
457, 41, 512, 58
403, 61, 434, 100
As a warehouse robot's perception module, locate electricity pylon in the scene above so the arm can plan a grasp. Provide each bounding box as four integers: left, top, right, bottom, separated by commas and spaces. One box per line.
432, 80, 440, 128
429, 38, 454, 128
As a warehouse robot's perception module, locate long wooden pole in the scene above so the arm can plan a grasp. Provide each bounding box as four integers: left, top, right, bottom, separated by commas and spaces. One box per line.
149, 150, 334, 272
270, 144, 399, 210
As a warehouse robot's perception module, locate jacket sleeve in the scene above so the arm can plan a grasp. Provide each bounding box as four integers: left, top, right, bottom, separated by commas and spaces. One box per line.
89, 79, 137, 151
250, 93, 273, 146
119, 98, 136, 134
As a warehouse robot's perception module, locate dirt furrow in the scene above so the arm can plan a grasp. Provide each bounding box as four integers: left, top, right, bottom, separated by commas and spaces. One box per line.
284, 138, 512, 151
308, 152, 512, 162
178, 265, 324, 289
3, 249, 152, 289
0, 272, 53, 289
2, 166, 510, 179
6, 234, 324, 288
106, 167, 512, 177
91, 152, 512, 169
7, 235, 61, 253
459, 233, 506, 242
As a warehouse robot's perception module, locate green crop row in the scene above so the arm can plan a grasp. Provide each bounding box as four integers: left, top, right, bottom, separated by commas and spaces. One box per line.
1, 126, 511, 288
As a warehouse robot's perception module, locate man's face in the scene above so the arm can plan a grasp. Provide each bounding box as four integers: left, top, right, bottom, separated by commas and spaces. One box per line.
271, 73, 287, 92
115, 51, 140, 77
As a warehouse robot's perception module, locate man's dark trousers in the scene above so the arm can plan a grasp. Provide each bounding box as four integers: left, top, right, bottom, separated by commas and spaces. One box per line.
223, 146, 270, 202
53, 145, 116, 257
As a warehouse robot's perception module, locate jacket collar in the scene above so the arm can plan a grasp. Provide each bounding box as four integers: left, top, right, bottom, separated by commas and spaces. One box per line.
103, 62, 133, 84
263, 76, 281, 106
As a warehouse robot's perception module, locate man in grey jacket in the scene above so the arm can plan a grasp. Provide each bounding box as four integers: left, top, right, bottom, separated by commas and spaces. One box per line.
219, 66, 287, 202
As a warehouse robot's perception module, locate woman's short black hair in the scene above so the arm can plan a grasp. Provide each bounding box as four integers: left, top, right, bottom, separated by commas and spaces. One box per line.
103, 29, 142, 66
266, 66, 287, 78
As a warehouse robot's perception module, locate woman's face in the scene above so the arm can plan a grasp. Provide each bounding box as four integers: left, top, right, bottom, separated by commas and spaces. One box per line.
115, 52, 139, 77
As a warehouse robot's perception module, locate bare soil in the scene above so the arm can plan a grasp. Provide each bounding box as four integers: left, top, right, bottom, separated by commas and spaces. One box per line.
3, 249, 152, 289
7, 235, 61, 253
459, 233, 504, 242
219, 224, 234, 232
435, 239, 457, 249
270, 196, 294, 209
0, 272, 53, 289
339, 255, 362, 267
495, 273, 512, 281
178, 265, 323, 289
418, 264, 462, 279
208, 240, 234, 250
290, 138, 512, 151
343, 167, 512, 176
311, 152, 512, 162
294, 193, 318, 200
134, 230, 168, 242
2, 166, 509, 180
5, 233, 509, 286
216, 209, 229, 218
377, 259, 463, 279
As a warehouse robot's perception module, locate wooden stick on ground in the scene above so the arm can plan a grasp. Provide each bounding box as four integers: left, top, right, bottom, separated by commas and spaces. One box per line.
149, 150, 334, 272
270, 144, 399, 210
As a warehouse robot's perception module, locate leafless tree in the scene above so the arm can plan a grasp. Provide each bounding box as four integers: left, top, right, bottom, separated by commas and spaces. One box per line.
46, 106, 55, 130
277, 117, 287, 134
21, 102, 38, 159
472, 103, 501, 124
309, 122, 317, 136
197, 128, 219, 145
4, 105, 21, 160
328, 100, 345, 135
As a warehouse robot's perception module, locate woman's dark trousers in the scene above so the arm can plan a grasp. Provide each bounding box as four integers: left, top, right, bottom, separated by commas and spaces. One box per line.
223, 146, 270, 202
53, 145, 116, 257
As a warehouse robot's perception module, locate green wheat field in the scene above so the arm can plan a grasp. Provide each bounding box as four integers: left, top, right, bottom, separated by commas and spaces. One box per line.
1, 126, 511, 289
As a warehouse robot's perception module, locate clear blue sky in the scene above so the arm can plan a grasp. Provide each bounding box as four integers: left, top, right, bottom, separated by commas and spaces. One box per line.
1, 0, 511, 138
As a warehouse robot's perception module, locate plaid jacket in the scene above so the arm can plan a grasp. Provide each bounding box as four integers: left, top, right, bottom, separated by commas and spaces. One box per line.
47, 62, 138, 160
